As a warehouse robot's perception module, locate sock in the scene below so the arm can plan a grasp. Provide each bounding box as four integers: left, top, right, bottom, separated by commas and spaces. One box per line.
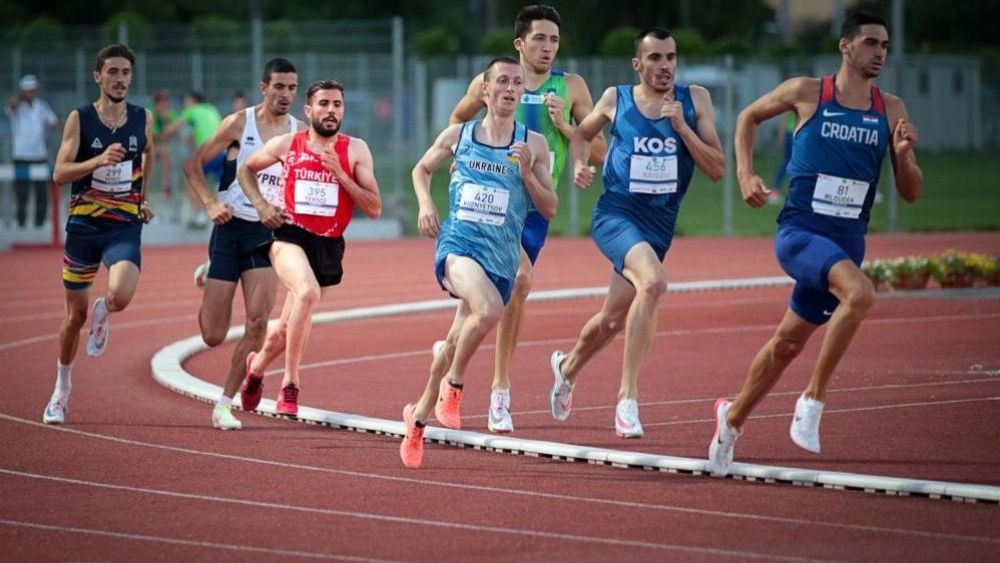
55, 361, 72, 396
216, 396, 232, 408
448, 380, 464, 390
415, 420, 426, 428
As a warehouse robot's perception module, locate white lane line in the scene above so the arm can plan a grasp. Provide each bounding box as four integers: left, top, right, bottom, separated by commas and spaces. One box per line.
644, 396, 1000, 427
0, 518, 401, 562
0, 315, 196, 352
0, 469, 831, 562
1, 412, 994, 545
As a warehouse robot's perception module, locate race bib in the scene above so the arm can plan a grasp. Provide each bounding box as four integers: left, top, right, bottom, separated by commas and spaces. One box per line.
811, 173, 869, 219
91, 161, 133, 193
455, 183, 509, 226
257, 162, 286, 208
628, 155, 677, 194
294, 179, 338, 216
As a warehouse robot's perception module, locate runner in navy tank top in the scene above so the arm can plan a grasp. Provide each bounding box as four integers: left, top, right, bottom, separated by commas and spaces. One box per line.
554, 28, 725, 438
43, 43, 155, 426
180, 58, 302, 431
237, 79, 382, 420
709, 12, 923, 477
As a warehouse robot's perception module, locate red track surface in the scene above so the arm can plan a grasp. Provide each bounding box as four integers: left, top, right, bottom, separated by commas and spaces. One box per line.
2, 233, 1000, 562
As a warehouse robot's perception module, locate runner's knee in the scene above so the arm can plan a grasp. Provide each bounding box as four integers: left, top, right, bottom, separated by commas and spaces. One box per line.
244, 315, 269, 346
771, 335, 806, 363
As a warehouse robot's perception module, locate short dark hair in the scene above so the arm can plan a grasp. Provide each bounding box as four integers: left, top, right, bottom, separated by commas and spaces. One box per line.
634, 27, 673, 56
514, 4, 561, 39
306, 79, 345, 102
261, 57, 297, 84
187, 91, 205, 104
94, 43, 136, 73
841, 11, 888, 40
483, 56, 522, 82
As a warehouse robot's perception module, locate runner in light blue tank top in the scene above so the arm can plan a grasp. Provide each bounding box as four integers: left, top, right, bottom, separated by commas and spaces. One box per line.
709, 12, 923, 478
400, 57, 556, 468
435, 119, 530, 299
552, 29, 725, 439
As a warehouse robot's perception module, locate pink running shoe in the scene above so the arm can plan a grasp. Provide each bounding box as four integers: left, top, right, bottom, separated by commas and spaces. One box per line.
276, 383, 299, 417
434, 377, 463, 429
399, 404, 425, 469
240, 352, 264, 412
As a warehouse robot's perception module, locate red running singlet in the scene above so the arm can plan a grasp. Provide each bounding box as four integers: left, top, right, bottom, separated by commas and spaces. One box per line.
282, 131, 356, 238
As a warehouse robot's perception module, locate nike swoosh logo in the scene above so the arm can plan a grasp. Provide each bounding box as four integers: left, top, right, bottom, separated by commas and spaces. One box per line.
822, 109, 846, 117
822, 310, 834, 316
616, 415, 635, 429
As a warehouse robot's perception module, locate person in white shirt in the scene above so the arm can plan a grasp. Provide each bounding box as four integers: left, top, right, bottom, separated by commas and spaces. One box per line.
6, 74, 60, 228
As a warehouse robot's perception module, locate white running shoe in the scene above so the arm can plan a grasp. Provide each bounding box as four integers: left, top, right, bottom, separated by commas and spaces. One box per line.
42, 393, 69, 425
193, 260, 211, 290
85, 298, 109, 358
614, 398, 644, 438
487, 388, 513, 433
790, 394, 824, 453
549, 350, 575, 421
708, 399, 741, 476
211, 404, 242, 430
431, 340, 445, 357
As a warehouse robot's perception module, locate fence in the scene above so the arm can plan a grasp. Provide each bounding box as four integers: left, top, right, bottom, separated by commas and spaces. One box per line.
1, 19, 994, 240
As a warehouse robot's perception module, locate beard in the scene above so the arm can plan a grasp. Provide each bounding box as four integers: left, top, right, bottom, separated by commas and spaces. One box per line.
311, 118, 340, 138
107, 93, 126, 103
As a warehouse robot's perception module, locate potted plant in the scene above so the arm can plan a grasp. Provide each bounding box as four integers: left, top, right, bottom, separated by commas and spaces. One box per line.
887, 256, 931, 290
967, 252, 1000, 286
930, 251, 977, 289
861, 259, 891, 291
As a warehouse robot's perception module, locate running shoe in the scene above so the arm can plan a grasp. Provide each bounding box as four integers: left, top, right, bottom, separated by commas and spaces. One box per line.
614, 398, 644, 438
487, 388, 513, 433
211, 404, 242, 430
193, 260, 211, 290
276, 383, 299, 417
708, 399, 741, 476
240, 352, 264, 411
434, 377, 462, 429
399, 404, 424, 469
85, 298, 109, 358
549, 350, 574, 421
790, 394, 824, 453
42, 393, 69, 425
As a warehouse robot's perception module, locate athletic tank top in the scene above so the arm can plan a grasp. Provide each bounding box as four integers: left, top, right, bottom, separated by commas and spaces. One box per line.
67, 103, 147, 231
436, 120, 529, 281
515, 70, 570, 192
282, 131, 355, 238
779, 75, 891, 235
218, 107, 298, 222
602, 84, 697, 210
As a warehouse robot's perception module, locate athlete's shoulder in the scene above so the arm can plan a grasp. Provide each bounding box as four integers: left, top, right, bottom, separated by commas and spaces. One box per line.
784, 76, 822, 99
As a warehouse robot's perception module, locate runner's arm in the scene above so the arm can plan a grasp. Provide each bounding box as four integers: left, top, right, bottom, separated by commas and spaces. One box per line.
53, 110, 125, 185
885, 94, 922, 203
183, 112, 244, 211
569, 87, 615, 189
448, 74, 487, 125
413, 124, 462, 237
567, 73, 607, 166
524, 131, 557, 219
339, 138, 382, 218
682, 85, 725, 182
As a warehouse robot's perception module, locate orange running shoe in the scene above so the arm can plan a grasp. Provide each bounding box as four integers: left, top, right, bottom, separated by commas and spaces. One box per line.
241, 352, 264, 411
434, 377, 463, 429
276, 383, 299, 417
400, 404, 424, 469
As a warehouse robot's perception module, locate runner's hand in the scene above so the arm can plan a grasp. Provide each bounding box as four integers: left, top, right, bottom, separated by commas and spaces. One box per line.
660, 90, 686, 131
206, 200, 233, 225
739, 173, 772, 209
573, 161, 596, 189
893, 118, 919, 156
257, 203, 287, 230
509, 141, 532, 179
417, 203, 440, 238
100, 143, 127, 166
544, 93, 567, 128
139, 200, 155, 224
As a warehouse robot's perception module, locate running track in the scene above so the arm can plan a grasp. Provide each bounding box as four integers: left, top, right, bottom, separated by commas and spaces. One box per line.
2, 233, 999, 562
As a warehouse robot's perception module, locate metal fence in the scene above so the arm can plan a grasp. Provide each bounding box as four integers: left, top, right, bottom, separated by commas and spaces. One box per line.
1, 19, 994, 236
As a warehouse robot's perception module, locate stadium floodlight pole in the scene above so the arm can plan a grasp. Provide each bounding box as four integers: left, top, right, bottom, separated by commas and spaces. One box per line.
887, 0, 905, 232
722, 54, 735, 237
250, 0, 262, 90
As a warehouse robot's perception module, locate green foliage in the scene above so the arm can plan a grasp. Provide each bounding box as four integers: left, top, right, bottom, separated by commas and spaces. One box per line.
264, 20, 299, 53
101, 11, 153, 50
762, 41, 806, 59
13, 16, 65, 50
191, 15, 241, 53
478, 28, 514, 56
413, 26, 460, 57
672, 28, 707, 57
709, 35, 752, 57
599, 26, 638, 57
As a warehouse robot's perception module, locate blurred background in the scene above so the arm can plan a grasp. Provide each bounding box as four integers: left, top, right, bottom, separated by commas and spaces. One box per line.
1, 0, 997, 247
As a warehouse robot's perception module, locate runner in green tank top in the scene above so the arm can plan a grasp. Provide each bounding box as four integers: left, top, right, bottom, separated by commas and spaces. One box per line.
446, 4, 606, 434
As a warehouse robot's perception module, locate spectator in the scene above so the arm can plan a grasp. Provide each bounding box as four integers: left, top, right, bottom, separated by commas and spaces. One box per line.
6, 74, 60, 228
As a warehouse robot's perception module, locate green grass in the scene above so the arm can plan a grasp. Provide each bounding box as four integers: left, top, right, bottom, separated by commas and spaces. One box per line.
399, 148, 1000, 236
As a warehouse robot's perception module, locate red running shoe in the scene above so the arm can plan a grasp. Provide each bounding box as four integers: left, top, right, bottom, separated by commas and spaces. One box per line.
276, 383, 299, 417
241, 352, 264, 411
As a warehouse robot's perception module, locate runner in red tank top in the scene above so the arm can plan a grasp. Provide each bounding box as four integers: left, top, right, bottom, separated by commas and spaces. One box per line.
235, 79, 382, 417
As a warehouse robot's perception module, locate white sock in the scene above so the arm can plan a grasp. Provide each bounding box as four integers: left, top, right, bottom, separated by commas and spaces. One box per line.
55, 361, 72, 396
216, 396, 232, 408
